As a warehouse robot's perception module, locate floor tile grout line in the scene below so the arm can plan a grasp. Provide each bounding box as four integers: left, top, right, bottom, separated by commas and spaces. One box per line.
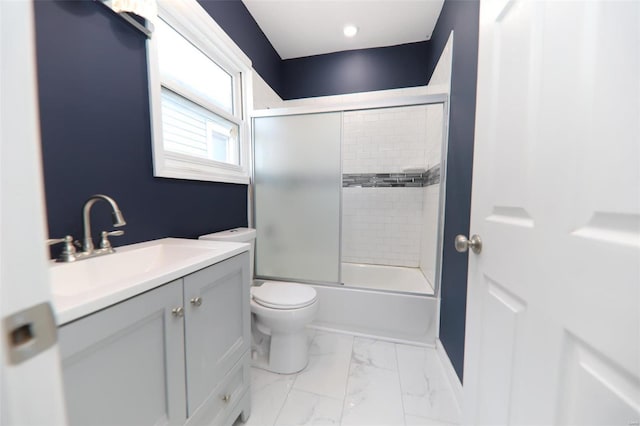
271, 370, 298, 426
394, 343, 409, 426
288, 388, 346, 403
338, 334, 356, 426
278, 330, 350, 425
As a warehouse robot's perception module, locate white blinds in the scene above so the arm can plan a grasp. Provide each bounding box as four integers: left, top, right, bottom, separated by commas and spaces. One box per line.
161, 88, 239, 165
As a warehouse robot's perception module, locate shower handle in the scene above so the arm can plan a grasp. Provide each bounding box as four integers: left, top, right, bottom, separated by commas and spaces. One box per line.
455, 234, 482, 254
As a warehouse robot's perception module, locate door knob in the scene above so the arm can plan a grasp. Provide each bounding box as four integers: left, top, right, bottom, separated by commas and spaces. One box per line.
190, 297, 202, 307
455, 234, 482, 254
171, 307, 184, 317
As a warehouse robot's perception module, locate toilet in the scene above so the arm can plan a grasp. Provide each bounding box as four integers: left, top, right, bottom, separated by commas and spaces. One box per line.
199, 228, 318, 374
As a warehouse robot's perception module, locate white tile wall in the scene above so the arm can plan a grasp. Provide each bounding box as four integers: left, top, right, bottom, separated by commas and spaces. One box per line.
419, 183, 441, 288
342, 187, 423, 267
342, 105, 429, 174
341, 104, 436, 268
425, 104, 443, 169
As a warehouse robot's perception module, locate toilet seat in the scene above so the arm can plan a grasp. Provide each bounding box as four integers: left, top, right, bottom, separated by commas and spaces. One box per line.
251, 281, 317, 310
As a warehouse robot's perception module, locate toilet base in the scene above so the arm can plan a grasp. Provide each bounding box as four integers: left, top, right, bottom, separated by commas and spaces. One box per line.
251, 327, 310, 374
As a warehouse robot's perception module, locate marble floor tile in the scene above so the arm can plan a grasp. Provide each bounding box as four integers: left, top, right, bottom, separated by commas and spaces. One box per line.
341, 363, 405, 426
405, 414, 459, 426
351, 337, 398, 371
396, 344, 461, 424
275, 390, 343, 426
240, 331, 461, 426
293, 332, 354, 399
242, 368, 296, 426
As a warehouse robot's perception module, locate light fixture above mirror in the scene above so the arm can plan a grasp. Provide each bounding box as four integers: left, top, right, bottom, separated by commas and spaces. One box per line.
99, 0, 156, 38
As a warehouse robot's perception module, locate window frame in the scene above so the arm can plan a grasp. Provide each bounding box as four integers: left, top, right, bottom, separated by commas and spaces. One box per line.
147, 0, 253, 184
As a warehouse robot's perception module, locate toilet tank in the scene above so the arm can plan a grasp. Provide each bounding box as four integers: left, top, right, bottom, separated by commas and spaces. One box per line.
199, 228, 256, 278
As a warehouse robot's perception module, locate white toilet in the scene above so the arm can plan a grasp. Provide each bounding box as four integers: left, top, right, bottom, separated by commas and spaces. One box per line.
199, 228, 318, 374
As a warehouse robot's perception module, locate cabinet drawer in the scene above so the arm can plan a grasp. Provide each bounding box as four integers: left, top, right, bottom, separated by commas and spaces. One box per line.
187, 351, 250, 426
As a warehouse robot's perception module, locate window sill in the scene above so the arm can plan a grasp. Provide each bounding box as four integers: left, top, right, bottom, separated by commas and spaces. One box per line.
154, 154, 250, 184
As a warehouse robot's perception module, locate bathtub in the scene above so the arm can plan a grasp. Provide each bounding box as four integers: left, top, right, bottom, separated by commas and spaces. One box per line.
306, 262, 437, 345
308, 283, 437, 346
340, 262, 434, 295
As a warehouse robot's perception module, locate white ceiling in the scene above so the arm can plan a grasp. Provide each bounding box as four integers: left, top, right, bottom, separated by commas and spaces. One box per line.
241, 0, 445, 60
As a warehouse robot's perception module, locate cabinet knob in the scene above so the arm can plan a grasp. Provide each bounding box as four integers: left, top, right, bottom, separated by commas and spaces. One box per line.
190, 297, 203, 307
171, 307, 184, 318
222, 394, 231, 403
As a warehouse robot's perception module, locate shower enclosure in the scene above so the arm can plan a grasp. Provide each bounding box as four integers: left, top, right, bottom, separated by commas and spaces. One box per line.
252, 95, 448, 298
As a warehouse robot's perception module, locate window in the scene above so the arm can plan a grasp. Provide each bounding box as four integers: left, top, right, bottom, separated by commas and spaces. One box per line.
147, 0, 252, 184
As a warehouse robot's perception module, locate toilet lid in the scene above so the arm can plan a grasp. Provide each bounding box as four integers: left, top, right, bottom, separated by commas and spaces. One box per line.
251, 281, 317, 309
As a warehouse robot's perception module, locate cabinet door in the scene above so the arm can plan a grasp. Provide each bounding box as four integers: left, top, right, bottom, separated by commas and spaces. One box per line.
59, 280, 187, 426
183, 252, 250, 416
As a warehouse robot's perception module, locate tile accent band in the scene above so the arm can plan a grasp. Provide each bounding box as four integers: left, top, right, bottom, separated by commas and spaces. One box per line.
343, 165, 440, 188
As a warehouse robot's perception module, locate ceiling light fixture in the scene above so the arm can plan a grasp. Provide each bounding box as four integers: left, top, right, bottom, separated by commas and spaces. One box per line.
343, 25, 358, 37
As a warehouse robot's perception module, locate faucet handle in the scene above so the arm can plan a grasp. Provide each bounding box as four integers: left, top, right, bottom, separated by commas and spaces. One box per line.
100, 230, 125, 250
46, 236, 70, 246
46, 235, 77, 262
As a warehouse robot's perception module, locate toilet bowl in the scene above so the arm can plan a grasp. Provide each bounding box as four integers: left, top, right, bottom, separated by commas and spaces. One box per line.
250, 281, 318, 374
199, 228, 318, 374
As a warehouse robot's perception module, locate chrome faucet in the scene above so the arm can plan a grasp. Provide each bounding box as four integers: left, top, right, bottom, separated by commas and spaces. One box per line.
47, 194, 127, 262
82, 194, 127, 254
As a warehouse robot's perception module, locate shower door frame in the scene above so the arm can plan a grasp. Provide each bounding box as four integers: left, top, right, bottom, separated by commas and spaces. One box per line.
250, 93, 450, 299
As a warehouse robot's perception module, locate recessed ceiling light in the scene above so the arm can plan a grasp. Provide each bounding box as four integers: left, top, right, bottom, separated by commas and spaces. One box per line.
343, 25, 358, 38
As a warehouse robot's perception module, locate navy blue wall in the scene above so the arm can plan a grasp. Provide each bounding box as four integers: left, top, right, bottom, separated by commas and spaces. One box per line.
35, 1, 248, 253
426, 0, 480, 382
281, 41, 431, 99
196, 0, 284, 95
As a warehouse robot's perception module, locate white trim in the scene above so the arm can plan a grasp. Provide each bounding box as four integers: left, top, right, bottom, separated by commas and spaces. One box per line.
436, 338, 464, 412
160, 153, 250, 184
147, 0, 252, 184
156, 0, 251, 68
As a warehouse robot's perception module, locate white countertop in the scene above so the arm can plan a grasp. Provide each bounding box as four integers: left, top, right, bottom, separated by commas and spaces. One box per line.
50, 238, 249, 325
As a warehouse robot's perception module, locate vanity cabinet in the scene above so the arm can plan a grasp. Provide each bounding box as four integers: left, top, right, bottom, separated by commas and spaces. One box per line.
58, 252, 251, 426
183, 252, 251, 424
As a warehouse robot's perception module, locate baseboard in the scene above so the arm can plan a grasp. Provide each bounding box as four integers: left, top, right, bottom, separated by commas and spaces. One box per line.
436, 338, 463, 412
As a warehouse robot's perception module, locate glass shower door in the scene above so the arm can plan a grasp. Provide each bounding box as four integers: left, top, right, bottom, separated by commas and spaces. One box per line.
253, 112, 342, 283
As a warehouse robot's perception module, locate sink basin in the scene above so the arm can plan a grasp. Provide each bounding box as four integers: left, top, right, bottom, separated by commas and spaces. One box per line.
52, 242, 219, 296
49, 238, 249, 325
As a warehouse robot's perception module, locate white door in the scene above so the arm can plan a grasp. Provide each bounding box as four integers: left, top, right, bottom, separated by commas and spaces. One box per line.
0, 1, 67, 424
463, 1, 640, 424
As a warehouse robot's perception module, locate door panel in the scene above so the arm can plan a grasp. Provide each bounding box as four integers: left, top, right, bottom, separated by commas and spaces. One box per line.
253, 113, 342, 283
475, 276, 526, 425
465, 0, 639, 424
556, 334, 640, 425
59, 281, 186, 426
